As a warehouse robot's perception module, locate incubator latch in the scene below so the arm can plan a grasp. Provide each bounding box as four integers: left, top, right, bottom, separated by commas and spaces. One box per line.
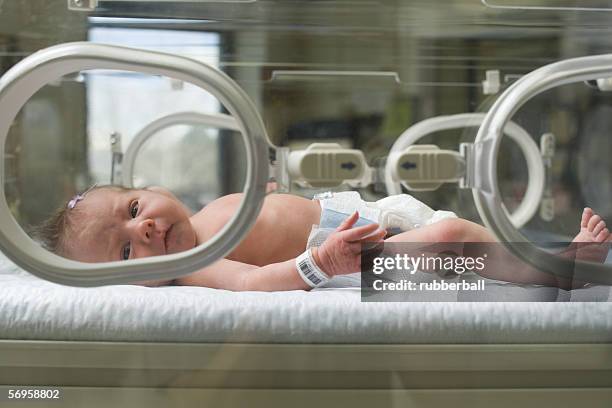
593, 77, 612, 91
539, 132, 555, 221
270, 146, 291, 193
482, 70, 501, 95
458, 140, 496, 194
388, 145, 466, 191
67, 0, 98, 11
287, 143, 370, 188
110, 132, 123, 185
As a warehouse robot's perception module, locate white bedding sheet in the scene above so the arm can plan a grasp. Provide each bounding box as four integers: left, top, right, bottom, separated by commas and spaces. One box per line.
1, 254, 612, 344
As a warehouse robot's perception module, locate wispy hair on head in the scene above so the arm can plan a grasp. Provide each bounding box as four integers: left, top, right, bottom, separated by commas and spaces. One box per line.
32, 184, 129, 256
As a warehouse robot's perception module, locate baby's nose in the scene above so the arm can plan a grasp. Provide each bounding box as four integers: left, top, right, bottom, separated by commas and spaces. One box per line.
136, 219, 155, 242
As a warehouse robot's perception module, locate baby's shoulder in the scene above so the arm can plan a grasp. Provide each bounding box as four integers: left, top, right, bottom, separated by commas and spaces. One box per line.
190, 194, 244, 237
202, 193, 243, 212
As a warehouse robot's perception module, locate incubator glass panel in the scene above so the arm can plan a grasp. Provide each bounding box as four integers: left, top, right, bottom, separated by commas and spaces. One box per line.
2, 3, 612, 280
2, 1, 612, 403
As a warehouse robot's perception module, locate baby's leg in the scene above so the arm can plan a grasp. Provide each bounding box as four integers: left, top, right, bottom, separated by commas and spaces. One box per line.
385, 218, 495, 244
383, 218, 568, 288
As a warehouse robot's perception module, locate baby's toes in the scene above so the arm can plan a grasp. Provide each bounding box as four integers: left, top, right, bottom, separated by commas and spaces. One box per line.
596, 227, 610, 243
581, 207, 593, 229
587, 214, 602, 232
593, 220, 607, 237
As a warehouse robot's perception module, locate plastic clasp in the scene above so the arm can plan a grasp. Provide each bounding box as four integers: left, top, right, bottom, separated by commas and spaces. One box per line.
287, 143, 370, 188
460, 139, 495, 194
390, 144, 465, 191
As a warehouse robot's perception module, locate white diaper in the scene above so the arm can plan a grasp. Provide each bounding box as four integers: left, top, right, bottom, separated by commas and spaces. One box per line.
308, 192, 458, 249
316, 191, 382, 225
372, 194, 457, 230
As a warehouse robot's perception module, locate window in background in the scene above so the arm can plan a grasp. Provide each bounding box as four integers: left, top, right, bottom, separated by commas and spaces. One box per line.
87, 21, 225, 209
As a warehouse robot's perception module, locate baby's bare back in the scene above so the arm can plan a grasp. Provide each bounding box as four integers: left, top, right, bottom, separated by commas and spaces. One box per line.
191, 193, 321, 266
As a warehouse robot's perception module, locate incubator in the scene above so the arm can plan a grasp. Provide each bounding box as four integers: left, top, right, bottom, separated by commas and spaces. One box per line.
2, 1, 612, 407
1, 40, 611, 286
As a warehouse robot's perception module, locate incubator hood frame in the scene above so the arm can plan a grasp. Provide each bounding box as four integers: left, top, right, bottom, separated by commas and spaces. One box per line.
122, 111, 241, 188
0, 42, 269, 286
473, 54, 612, 285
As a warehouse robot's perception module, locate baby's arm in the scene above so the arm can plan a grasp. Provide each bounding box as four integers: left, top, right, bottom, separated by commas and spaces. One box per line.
174, 257, 312, 291
175, 212, 385, 291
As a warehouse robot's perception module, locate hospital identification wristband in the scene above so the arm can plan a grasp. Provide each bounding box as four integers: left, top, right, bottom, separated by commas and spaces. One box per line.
296, 248, 331, 288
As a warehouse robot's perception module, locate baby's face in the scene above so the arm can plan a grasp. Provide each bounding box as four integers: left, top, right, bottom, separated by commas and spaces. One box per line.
65, 188, 196, 263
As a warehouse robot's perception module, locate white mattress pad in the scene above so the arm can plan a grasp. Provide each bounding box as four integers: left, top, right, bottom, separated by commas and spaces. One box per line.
1, 254, 611, 344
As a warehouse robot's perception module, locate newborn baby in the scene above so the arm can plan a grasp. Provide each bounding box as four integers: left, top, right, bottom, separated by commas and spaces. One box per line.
35, 185, 610, 291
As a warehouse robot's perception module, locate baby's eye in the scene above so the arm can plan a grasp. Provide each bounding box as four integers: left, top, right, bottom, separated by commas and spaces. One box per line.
121, 243, 131, 260
129, 201, 139, 218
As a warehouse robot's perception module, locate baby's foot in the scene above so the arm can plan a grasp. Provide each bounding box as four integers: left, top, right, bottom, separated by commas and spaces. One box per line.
569, 208, 611, 263
574, 208, 611, 243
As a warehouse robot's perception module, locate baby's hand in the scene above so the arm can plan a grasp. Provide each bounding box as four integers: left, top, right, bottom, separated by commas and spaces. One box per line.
313, 211, 386, 277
